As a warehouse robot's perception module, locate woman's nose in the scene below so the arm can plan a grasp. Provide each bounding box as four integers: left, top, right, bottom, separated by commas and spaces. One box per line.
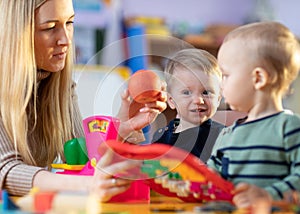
57, 28, 72, 46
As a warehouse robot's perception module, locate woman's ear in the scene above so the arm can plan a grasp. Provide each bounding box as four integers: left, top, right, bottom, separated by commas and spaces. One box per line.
252, 67, 269, 90
167, 96, 176, 110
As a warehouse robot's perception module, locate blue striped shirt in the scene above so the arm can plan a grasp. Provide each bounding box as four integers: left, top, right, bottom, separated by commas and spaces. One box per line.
207, 111, 300, 200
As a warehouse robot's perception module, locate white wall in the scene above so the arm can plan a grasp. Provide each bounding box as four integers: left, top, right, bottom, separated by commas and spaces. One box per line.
74, 66, 128, 118
73, 1, 300, 115
121, 0, 300, 36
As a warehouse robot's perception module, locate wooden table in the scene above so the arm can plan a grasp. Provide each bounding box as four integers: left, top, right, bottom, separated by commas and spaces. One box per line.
15, 191, 298, 214
99, 196, 199, 214
98, 196, 296, 214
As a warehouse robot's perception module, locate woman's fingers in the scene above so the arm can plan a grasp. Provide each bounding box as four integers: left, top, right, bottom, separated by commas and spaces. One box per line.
90, 151, 142, 202
94, 177, 132, 189
96, 148, 114, 169
97, 183, 131, 202
142, 102, 166, 113
117, 89, 131, 121
98, 159, 142, 178
95, 149, 142, 179
92, 176, 132, 202
161, 80, 167, 91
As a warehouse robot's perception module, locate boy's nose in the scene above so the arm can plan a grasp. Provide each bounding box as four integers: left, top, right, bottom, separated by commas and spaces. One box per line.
194, 95, 205, 104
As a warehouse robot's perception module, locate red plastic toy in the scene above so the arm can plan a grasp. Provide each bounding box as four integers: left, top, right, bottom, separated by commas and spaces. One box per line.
103, 140, 234, 203
52, 115, 233, 203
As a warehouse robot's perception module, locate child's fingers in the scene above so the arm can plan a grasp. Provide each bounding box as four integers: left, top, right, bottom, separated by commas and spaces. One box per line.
284, 191, 300, 204
233, 195, 251, 208
233, 182, 250, 194
232, 183, 252, 208
233, 183, 272, 210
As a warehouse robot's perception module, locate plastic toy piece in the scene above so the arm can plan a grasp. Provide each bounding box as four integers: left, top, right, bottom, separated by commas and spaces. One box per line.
34, 191, 56, 213
51, 163, 85, 171
83, 115, 120, 161
53, 161, 95, 176
1, 190, 19, 211
128, 69, 162, 103
104, 140, 235, 203
141, 160, 169, 178
64, 137, 89, 165
52, 115, 120, 175
17, 190, 100, 213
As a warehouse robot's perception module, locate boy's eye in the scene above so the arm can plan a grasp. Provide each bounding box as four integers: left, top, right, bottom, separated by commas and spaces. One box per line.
222, 74, 228, 80
203, 90, 210, 95
182, 90, 191, 95
202, 90, 214, 97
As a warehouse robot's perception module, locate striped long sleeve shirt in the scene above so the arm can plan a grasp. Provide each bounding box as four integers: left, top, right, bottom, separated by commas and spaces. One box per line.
0, 76, 85, 196
207, 111, 300, 200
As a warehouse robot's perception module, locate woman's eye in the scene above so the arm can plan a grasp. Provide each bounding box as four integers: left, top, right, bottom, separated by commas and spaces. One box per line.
43, 25, 55, 31
67, 21, 74, 25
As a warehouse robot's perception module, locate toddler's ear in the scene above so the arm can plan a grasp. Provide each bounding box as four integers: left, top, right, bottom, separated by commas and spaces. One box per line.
167, 96, 176, 110
252, 67, 269, 90
217, 93, 222, 104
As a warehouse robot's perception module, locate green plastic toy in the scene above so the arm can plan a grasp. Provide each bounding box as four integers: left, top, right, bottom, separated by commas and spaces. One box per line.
64, 137, 89, 165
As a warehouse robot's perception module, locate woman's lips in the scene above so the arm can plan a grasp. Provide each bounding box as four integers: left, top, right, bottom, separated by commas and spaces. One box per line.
53, 52, 66, 60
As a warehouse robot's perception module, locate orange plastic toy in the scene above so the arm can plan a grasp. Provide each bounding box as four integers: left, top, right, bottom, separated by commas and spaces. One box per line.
128, 69, 162, 103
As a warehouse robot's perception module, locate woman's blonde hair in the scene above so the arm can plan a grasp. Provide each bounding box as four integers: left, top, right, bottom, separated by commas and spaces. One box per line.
0, 0, 74, 167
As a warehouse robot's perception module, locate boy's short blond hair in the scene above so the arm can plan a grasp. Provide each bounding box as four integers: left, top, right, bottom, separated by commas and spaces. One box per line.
223, 21, 300, 96
164, 48, 221, 90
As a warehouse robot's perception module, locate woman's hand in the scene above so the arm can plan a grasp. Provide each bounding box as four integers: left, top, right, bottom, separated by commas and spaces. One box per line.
88, 149, 141, 202
117, 81, 167, 142
233, 182, 272, 212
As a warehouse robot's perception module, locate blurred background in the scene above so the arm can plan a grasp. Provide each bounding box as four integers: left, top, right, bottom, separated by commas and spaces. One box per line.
72, 0, 300, 121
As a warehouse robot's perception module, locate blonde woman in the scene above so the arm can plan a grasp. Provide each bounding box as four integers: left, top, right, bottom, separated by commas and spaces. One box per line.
0, 0, 166, 201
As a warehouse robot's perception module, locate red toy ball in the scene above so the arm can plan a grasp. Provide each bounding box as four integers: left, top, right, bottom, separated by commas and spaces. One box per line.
128, 70, 162, 103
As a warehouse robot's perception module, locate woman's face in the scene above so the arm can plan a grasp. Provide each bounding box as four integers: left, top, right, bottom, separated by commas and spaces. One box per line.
34, 0, 74, 72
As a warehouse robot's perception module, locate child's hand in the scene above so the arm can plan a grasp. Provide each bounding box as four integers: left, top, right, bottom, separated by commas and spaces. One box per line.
233, 182, 272, 210
284, 190, 300, 204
